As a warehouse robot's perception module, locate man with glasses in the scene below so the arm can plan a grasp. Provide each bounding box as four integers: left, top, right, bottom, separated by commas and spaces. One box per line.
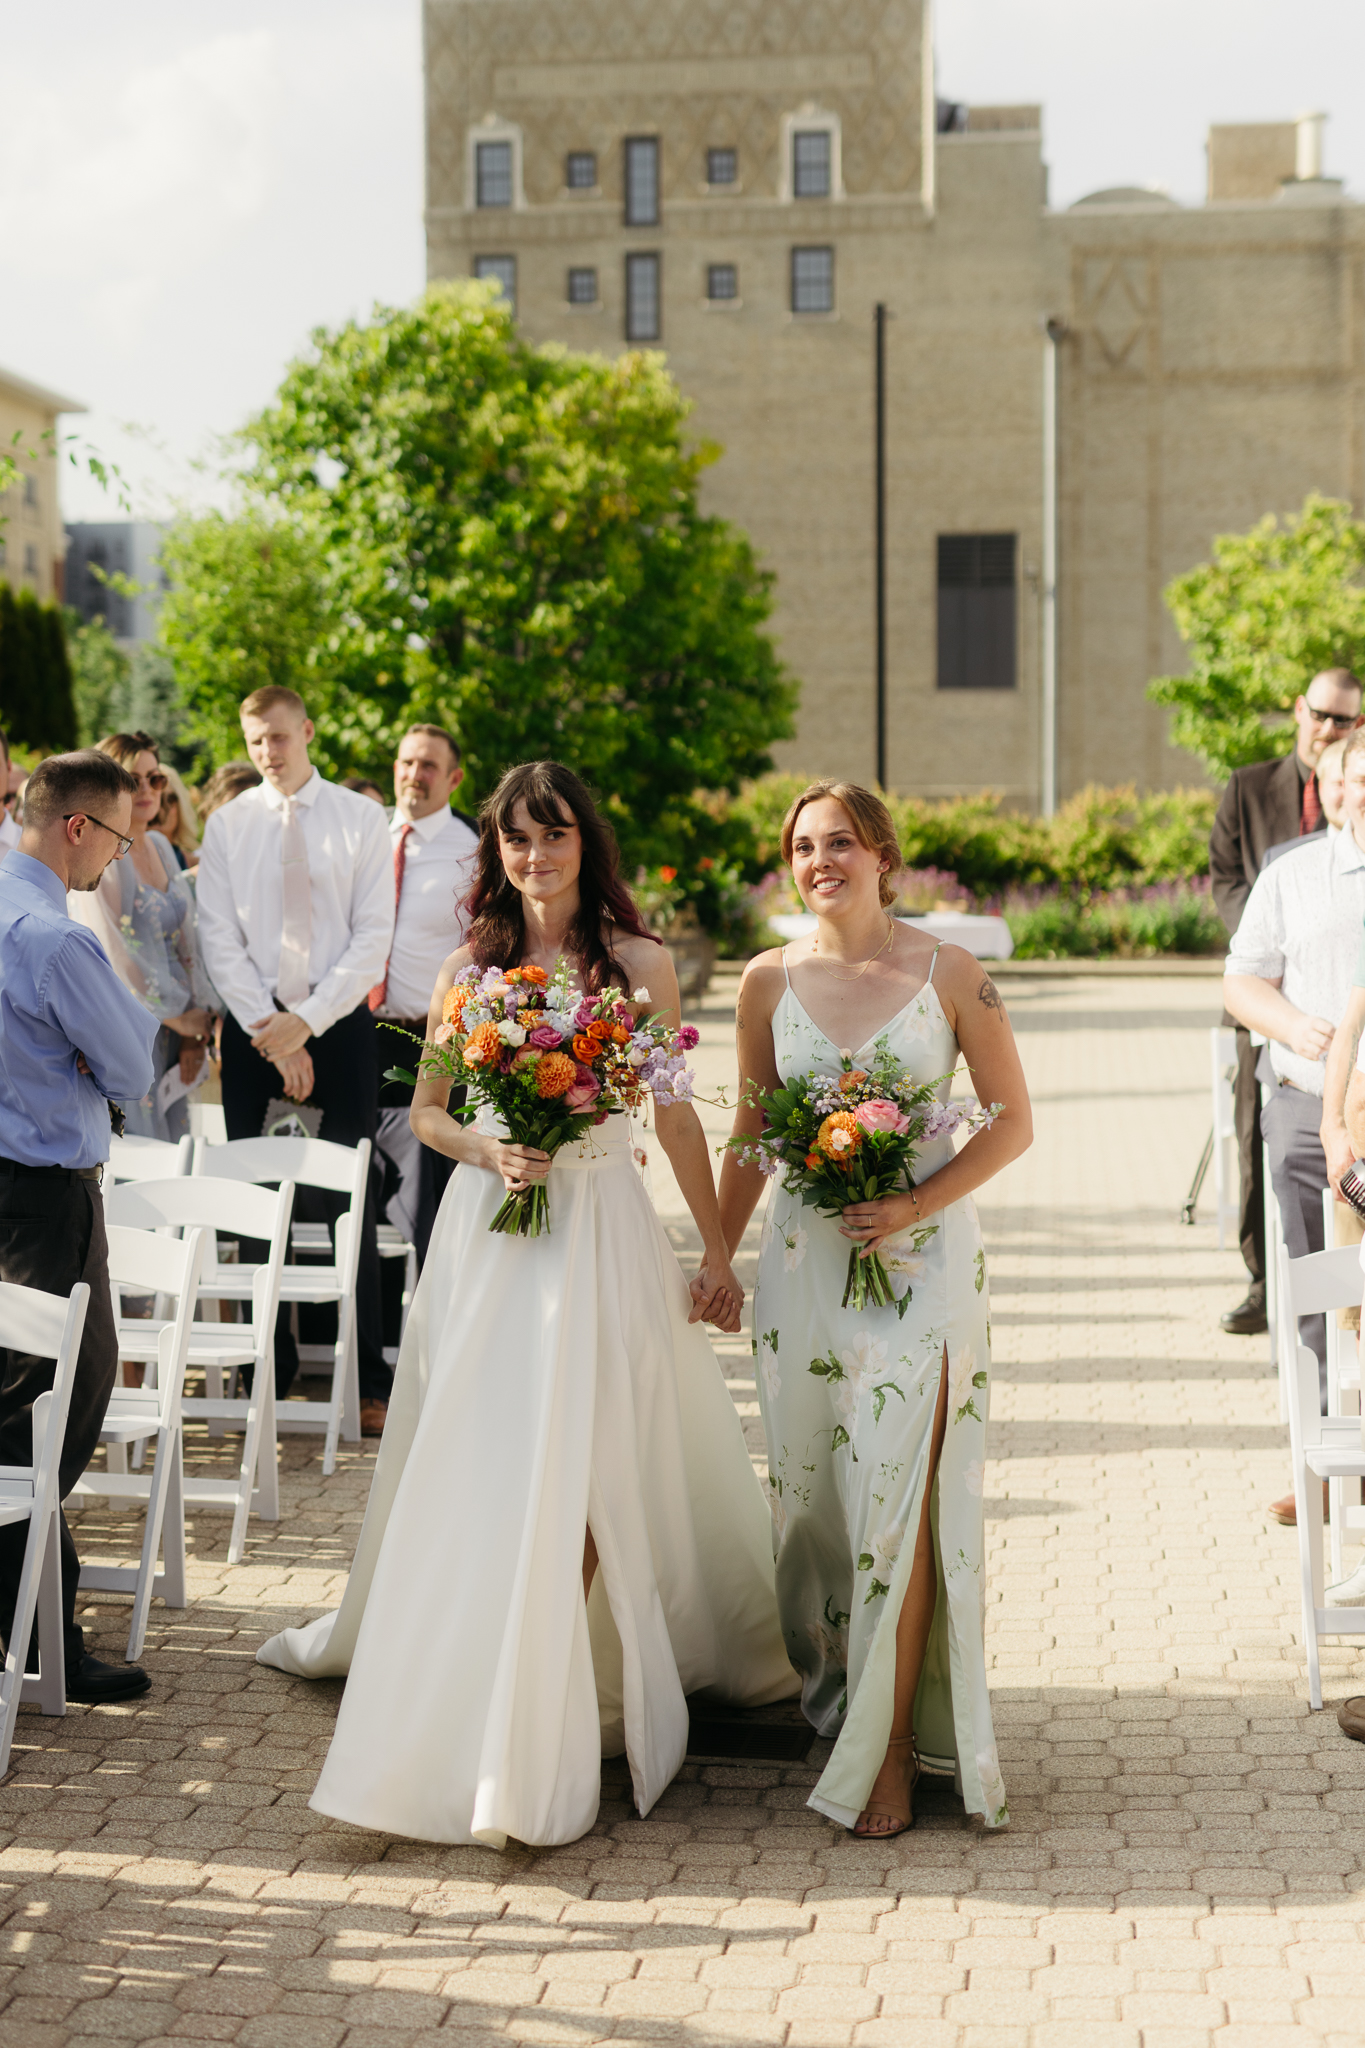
1210, 668, 1364, 1338
0, 750, 159, 1701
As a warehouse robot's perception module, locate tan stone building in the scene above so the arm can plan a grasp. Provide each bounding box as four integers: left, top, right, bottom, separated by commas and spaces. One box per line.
424, 0, 1365, 808
0, 366, 84, 606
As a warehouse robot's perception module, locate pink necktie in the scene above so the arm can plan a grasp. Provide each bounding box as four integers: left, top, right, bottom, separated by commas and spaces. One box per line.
368, 821, 413, 1013
276, 796, 312, 1007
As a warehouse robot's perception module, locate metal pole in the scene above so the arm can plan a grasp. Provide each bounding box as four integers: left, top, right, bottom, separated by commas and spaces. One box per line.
874, 302, 888, 789
1040, 318, 1064, 818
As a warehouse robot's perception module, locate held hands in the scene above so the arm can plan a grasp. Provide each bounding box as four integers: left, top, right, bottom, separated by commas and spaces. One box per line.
1287, 1012, 1336, 1063
250, 1011, 313, 1061
273, 1049, 315, 1102
839, 1189, 931, 1258
688, 1260, 744, 1334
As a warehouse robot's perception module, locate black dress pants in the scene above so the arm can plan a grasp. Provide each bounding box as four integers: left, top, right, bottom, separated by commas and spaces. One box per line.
1233, 1023, 1266, 1287
0, 1161, 119, 1669
220, 1005, 390, 1403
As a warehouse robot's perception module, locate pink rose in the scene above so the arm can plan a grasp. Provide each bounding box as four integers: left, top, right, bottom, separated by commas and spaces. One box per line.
432, 1021, 456, 1046
564, 1066, 602, 1110
511, 1046, 540, 1070
854, 1098, 911, 1137
573, 1001, 597, 1029
528, 1024, 562, 1049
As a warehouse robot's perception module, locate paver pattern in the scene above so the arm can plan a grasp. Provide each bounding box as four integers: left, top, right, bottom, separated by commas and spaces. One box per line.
6, 967, 1365, 2046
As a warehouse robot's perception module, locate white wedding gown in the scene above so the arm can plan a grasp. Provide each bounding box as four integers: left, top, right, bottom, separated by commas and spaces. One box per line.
257, 1111, 797, 1849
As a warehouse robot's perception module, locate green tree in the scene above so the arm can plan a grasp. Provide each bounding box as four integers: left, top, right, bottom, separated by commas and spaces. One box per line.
1148, 493, 1365, 779
160, 281, 793, 865
67, 615, 130, 745
0, 587, 76, 751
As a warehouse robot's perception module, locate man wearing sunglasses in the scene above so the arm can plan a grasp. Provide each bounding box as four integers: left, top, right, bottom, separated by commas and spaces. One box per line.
1210, 669, 1364, 1342
0, 750, 159, 1702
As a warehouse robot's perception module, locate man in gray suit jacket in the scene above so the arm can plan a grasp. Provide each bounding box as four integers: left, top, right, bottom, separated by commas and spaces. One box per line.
1209, 668, 1362, 1334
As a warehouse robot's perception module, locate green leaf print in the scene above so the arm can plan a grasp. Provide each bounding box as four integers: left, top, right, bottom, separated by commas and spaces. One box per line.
824, 1595, 850, 1630
871, 1381, 905, 1425
829, 1424, 856, 1460
762, 1328, 779, 1354
857, 1552, 875, 1572
864, 1578, 890, 1605
808, 1350, 845, 1384
974, 1249, 985, 1294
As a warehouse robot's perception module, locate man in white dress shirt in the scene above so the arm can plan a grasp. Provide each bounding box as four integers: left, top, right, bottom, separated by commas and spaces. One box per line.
370, 726, 478, 1278
196, 685, 396, 1431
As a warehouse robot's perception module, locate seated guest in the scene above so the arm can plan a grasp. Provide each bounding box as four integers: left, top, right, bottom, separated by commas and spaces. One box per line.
67, 732, 217, 1143
1225, 727, 1365, 1525
196, 687, 394, 1428
370, 725, 478, 1277
154, 766, 202, 870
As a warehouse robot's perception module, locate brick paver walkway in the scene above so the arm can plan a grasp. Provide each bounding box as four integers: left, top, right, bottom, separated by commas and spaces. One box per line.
7, 968, 1365, 2046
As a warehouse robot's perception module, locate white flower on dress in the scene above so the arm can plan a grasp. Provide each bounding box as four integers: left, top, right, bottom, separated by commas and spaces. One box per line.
948, 1342, 977, 1413
976, 1748, 1007, 1822
839, 1331, 889, 1393
806, 1615, 849, 1668
758, 1347, 782, 1402
963, 1459, 984, 1498
768, 1483, 788, 1547
901, 998, 940, 1048
782, 1223, 808, 1272
831, 1379, 858, 1431
869, 1521, 904, 1578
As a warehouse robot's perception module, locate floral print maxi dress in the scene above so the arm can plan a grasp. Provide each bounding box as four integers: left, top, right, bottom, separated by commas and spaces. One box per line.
752, 949, 1008, 1830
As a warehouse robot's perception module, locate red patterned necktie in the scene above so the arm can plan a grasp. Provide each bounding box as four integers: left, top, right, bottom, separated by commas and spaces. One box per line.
368, 821, 413, 1012
1301, 774, 1323, 834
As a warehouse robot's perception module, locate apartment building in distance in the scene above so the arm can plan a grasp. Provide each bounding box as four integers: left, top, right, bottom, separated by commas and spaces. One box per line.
424, 0, 1365, 806
0, 366, 85, 607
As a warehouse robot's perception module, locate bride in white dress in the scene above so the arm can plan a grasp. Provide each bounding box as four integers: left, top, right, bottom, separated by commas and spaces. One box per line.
257, 761, 796, 1849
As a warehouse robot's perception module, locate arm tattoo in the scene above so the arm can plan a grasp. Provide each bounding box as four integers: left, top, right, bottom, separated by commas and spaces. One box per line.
977, 976, 1004, 1016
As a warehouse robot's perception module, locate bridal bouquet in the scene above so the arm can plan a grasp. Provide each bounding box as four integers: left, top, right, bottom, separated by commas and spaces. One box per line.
388, 960, 698, 1238
731, 1042, 999, 1313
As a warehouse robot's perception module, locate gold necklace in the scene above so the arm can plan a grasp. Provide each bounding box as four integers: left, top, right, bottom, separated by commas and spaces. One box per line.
811, 915, 895, 982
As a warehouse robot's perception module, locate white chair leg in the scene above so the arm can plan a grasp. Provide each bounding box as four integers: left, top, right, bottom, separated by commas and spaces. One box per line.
1330, 1477, 1344, 1585
1301, 1461, 1327, 1712
161, 1435, 187, 1610
126, 1447, 170, 1664
255, 1371, 279, 1523
227, 1368, 277, 1565
206, 1361, 226, 1438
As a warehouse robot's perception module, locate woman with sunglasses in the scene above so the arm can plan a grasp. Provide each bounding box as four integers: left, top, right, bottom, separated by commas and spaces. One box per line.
67, 730, 217, 1141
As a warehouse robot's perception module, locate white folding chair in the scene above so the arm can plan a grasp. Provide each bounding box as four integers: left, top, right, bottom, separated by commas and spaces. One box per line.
70, 1226, 209, 1661
192, 1136, 371, 1474
1319, 1187, 1364, 1582
1279, 1238, 1365, 1707
0, 1280, 89, 1777
108, 1134, 193, 1184
1210, 1027, 1238, 1250
1263, 1112, 1284, 1400
104, 1178, 294, 1564
377, 1224, 418, 1365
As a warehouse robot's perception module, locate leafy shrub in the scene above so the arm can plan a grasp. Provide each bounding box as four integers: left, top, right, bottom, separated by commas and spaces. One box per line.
1003, 882, 1225, 960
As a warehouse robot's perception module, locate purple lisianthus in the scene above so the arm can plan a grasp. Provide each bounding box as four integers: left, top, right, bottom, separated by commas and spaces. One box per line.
528, 1023, 562, 1050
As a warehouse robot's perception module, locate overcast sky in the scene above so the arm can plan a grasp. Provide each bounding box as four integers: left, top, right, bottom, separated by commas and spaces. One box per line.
3, 0, 1361, 523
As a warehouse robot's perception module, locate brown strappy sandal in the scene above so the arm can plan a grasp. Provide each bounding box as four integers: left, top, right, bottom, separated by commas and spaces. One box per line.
852, 1734, 920, 1839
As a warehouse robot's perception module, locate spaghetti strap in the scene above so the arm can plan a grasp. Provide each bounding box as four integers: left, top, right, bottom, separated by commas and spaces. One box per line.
781, 946, 792, 989
926, 942, 943, 987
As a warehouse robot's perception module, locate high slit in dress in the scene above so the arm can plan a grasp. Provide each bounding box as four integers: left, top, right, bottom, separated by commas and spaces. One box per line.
752, 946, 1008, 1829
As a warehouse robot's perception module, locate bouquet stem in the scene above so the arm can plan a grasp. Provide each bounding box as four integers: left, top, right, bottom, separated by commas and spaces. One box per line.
490, 1182, 551, 1238
841, 1243, 911, 1317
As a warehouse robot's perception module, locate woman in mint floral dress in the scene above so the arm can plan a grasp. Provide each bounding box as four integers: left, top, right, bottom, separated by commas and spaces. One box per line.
720, 780, 1033, 1838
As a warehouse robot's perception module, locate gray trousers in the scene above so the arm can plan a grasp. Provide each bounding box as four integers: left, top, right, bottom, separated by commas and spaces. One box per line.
1260, 1082, 1330, 1406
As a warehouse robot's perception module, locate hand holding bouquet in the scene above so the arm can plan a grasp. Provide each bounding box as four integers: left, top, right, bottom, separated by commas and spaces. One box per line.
731, 1042, 1000, 1312
388, 960, 698, 1238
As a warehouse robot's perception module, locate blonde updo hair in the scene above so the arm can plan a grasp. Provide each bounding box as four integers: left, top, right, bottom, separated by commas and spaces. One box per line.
779, 779, 902, 909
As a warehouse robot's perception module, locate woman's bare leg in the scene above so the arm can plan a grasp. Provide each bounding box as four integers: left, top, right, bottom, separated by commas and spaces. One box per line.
855, 1345, 950, 1835
583, 1527, 599, 1603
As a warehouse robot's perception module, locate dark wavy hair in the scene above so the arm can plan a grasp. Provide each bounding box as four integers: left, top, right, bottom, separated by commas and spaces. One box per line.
465, 760, 653, 991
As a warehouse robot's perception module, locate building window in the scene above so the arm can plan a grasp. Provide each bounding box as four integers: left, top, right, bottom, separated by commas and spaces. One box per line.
707, 147, 737, 186
565, 150, 597, 190
567, 266, 598, 305
791, 245, 834, 315
706, 263, 738, 302
625, 252, 661, 341
22, 474, 38, 510
793, 129, 832, 198
23, 544, 37, 580
474, 254, 517, 311
475, 139, 514, 207
624, 136, 660, 226
937, 534, 1017, 690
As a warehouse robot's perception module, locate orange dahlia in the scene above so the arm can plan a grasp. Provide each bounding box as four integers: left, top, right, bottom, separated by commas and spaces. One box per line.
572, 1032, 602, 1064
535, 1051, 577, 1098
442, 985, 470, 1025
816, 1110, 862, 1163
463, 1020, 504, 1066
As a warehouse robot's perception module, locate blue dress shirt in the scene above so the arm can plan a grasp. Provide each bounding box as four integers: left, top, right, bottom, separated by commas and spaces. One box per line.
0, 851, 158, 1169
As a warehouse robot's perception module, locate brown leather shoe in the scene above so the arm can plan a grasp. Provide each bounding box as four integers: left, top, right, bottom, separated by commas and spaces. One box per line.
359, 1399, 388, 1438
1338, 1697, 1365, 1741
1267, 1481, 1331, 1526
